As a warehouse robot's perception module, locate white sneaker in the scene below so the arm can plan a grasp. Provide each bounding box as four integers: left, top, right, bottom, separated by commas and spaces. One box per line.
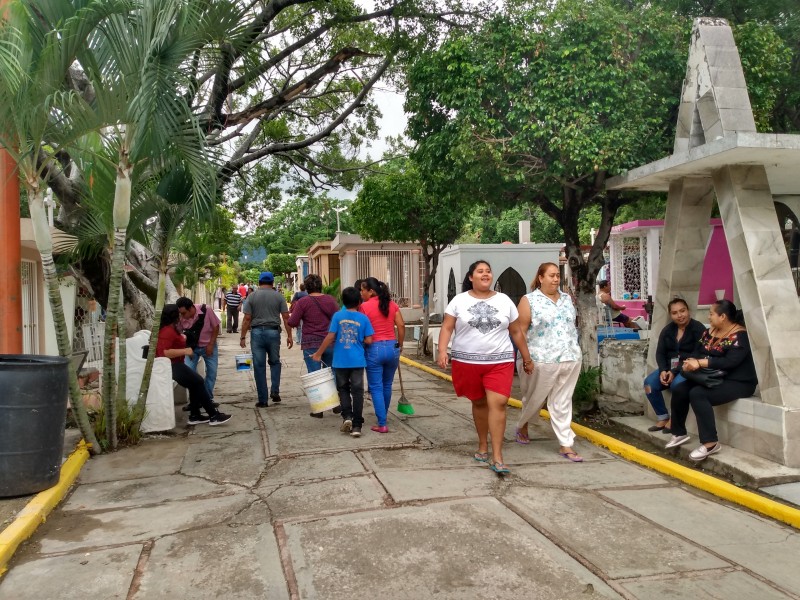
665, 434, 691, 449
689, 443, 721, 461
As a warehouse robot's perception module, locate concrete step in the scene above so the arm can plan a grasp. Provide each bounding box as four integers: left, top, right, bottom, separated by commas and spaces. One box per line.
610, 415, 800, 490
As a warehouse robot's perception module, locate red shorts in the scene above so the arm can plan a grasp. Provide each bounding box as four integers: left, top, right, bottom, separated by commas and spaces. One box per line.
451, 360, 514, 401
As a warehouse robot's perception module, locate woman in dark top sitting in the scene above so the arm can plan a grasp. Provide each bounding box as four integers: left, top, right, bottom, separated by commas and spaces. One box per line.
643, 298, 707, 432
665, 299, 757, 461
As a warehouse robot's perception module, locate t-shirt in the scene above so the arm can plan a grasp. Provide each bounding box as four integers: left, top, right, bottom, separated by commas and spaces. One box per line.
328, 310, 374, 369
291, 291, 308, 304
445, 291, 518, 364
287, 294, 340, 349
238, 285, 247, 297
359, 296, 400, 341
178, 303, 220, 347
225, 291, 242, 308
156, 325, 185, 364
243, 287, 288, 328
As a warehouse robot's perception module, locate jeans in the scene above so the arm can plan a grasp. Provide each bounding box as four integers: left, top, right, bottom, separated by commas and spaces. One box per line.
670, 379, 757, 443
303, 347, 334, 373
643, 369, 686, 421
226, 306, 239, 332
251, 328, 282, 405
295, 324, 302, 344
336, 367, 365, 426
185, 343, 218, 401
365, 340, 400, 426
172, 362, 217, 418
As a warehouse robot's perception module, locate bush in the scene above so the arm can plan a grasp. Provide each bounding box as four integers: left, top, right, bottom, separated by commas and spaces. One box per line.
573, 366, 601, 414
91, 397, 146, 450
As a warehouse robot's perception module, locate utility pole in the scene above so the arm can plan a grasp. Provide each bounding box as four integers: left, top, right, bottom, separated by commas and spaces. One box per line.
0, 0, 23, 354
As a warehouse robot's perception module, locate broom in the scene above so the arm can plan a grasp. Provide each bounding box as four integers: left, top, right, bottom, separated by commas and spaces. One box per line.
396, 361, 415, 415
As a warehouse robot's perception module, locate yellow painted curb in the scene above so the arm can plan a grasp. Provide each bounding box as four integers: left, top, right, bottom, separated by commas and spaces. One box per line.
400, 356, 800, 530
0, 440, 90, 576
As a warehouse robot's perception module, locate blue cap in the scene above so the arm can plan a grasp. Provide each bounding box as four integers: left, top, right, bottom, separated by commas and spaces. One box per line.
259, 271, 274, 284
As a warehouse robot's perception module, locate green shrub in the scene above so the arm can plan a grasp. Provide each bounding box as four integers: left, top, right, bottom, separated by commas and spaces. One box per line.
573, 366, 601, 414
91, 397, 146, 450
323, 278, 341, 305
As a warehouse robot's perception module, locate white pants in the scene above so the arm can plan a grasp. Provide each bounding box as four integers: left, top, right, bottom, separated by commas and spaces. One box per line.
516, 360, 581, 448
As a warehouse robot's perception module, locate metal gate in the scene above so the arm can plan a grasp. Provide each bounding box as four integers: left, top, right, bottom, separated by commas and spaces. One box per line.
21, 260, 38, 354
356, 250, 414, 307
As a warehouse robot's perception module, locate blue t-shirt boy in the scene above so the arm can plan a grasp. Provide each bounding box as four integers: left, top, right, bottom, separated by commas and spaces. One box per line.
327, 310, 374, 368
311, 307, 374, 367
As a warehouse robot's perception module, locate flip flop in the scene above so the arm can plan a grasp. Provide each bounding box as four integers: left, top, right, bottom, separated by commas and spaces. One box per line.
473, 452, 489, 463
489, 462, 510, 474
515, 429, 530, 444
559, 451, 584, 463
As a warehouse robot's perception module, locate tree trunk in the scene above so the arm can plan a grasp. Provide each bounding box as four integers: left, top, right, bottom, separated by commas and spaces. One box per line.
576, 288, 599, 368
418, 243, 442, 357
101, 159, 133, 449
28, 187, 101, 454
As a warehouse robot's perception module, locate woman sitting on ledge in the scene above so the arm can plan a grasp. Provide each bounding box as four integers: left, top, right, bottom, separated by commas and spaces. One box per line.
664, 299, 757, 461
643, 298, 707, 432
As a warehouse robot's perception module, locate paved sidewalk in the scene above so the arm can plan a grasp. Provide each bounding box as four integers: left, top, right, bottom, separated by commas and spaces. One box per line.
1, 331, 799, 599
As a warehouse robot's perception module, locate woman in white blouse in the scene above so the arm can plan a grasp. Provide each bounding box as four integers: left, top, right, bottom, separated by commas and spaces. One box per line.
437, 260, 533, 475
515, 262, 584, 462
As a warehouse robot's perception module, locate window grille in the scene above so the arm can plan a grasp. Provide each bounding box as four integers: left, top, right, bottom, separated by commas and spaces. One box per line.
356, 250, 416, 307
21, 260, 38, 354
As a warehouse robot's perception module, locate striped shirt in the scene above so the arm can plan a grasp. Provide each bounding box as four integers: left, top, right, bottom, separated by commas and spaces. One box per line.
224, 291, 242, 308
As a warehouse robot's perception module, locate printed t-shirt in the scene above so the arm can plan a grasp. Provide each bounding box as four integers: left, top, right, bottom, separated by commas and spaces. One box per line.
243, 288, 288, 328
359, 297, 400, 341
156, 326, 186, 364
328, 310, 374, 369
445, 291, 518, 364
525, 289, 581, 363
178, 303, 220, 347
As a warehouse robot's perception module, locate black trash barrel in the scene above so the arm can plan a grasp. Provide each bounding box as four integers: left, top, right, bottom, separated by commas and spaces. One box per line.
0, 354, 70, 497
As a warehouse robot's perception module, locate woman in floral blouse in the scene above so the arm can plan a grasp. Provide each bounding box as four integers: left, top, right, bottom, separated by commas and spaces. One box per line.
664, 299, 757, 461
515, 262, 584, 462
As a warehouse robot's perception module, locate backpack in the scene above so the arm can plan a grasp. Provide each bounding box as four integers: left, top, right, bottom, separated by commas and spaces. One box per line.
183, 304, 207, 349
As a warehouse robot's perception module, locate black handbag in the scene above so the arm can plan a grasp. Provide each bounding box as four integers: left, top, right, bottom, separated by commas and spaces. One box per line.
681, 367, 726, 388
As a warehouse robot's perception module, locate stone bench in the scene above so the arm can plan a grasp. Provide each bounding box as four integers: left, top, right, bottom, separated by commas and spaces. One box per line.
599, 338, 797, 466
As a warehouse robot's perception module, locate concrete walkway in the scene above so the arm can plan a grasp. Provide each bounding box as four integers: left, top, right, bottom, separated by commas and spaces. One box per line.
1, 332, 799, 599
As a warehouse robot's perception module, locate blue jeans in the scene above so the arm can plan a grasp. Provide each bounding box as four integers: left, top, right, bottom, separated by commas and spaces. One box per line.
303, 347, 334, 373
251, 328, 282, 404
185, 343, 218, 401
643, 369, 686, 421
365, 341, 400, 426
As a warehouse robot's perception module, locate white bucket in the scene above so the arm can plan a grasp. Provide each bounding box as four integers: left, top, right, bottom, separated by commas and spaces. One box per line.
235, 353, 253, 371
300, 367, 340, 413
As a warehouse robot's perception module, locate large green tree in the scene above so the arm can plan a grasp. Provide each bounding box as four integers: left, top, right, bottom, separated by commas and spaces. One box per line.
406, 0, 689, 361
350, 159, 468, 354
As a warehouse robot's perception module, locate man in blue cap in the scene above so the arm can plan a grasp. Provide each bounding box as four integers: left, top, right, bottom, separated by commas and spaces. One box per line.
239, 271, 293, 407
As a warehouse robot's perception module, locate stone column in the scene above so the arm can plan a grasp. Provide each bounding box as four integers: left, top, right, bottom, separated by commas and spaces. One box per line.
410, 248, 422, 308
647, 177, 715, 369
342, 250, 358, 288
712, 165, 800, 409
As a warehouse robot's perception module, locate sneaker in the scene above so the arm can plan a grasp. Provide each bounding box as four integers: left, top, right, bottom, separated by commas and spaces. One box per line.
182, 404, 191, 412
689, 443, 721, 461
371, 425, 388, 434
255, 402, 268, 408
270, 393, 282, 404
350, 427, 362, 438
665, 434, 691, 449
310, 412, 323, 418
340, 419, 352, 433
209, 412, 232, 426
188, 414, 210, 425
332, 405, 342, 415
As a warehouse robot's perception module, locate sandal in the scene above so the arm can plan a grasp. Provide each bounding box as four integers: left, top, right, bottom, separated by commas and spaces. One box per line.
473, 451, 489, 463
489, 462, 510, 474
515, 429, 530, 445
558, 450, 584, 463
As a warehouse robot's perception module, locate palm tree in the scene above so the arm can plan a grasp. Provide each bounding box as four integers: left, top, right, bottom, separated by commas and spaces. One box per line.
0, 0, 132, 454
72, 0, 221, 447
